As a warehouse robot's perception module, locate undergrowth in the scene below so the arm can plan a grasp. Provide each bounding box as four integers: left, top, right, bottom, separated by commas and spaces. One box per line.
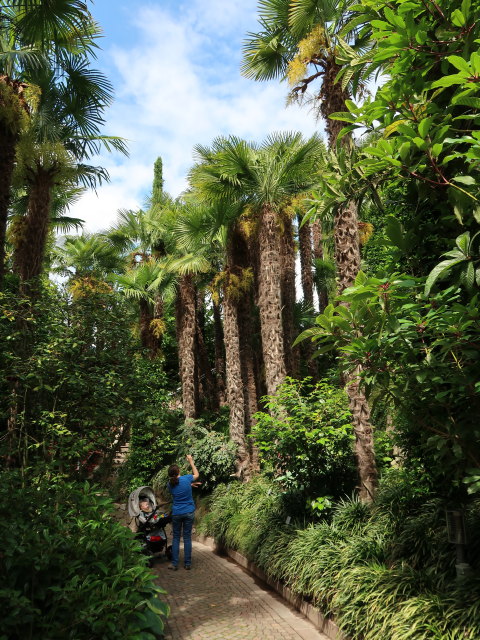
198, 472, 480, 640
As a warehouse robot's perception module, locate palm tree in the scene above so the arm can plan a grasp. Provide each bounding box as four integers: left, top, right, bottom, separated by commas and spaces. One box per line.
10, 49, 126, 292
192, 133, 323, 398
52, 233, 125, 280
242, 0, 378, 500
0, 0, 101, 286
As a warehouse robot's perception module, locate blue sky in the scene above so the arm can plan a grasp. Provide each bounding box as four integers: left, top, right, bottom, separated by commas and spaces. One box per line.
74, 0, 321, 231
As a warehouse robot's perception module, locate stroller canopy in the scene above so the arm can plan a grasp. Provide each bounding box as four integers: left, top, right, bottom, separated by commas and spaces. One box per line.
128, 486, 157, 517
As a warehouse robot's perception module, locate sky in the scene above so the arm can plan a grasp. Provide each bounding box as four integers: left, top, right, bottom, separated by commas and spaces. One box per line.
71, 0, 322, 232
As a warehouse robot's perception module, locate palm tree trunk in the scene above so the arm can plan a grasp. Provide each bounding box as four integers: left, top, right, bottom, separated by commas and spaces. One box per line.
212, 298, 227, 405
258, 204, 286, 398
322, 58, 378, 502
334, 182, 377, 502
280, 213, 299, 377
297, 215, 318, 380
334, 201, 361, 293
298, 216, 314, 308
12, 168, 54, 289
223, 289, 250, 477
175, 274, 197, 421
0, 124, 17, 288
195, 292, 218, 412
312, 220, 329, 312
238, 292, 259, 474
139, 298, 153, 350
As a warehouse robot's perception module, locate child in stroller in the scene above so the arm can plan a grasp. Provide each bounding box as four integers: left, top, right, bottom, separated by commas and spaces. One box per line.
127, 486, 172, 565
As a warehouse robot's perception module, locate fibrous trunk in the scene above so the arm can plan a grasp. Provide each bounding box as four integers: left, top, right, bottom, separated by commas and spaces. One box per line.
258, 204, 286, 397
0, 124, 17, 287
298, 216, 317, 380
312, 220, 329, 312
195, 292, 218, 412
335, 200, 378, 501
212, 298, 226, 406
280, 213, 299, 377
223, 290, 249, 476
13, 169, 53, 291
175, 274, 197, 421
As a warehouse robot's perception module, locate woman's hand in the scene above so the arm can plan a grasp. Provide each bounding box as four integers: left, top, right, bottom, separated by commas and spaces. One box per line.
186, 454, 199, 481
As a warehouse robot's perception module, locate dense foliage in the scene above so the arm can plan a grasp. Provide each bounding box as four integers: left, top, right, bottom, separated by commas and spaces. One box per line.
252, 378, 356, 511
199, 473, 480, 640
0, 472, 168, 640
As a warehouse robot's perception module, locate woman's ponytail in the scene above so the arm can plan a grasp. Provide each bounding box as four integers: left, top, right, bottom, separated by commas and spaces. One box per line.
168, 464, 180, 486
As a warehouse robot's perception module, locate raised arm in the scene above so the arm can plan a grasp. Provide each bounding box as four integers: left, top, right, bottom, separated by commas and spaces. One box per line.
186, 454, 199, 481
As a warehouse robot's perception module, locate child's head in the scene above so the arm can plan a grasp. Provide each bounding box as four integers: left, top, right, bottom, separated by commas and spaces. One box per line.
139, 496, 152, 512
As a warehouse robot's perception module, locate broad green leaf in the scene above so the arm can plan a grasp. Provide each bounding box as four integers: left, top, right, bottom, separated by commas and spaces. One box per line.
455, 231, 471, 254
425, 258, 467, 295
451, 9, 466, 27
431, 74, 469, 88
452, 175, 476, 185
461, 0, 471, 19
399, 141, 411, 161
418, 117, 433, 138
471, 51, 480, 74
447, 55, 471, 74
453, 96, 480, 109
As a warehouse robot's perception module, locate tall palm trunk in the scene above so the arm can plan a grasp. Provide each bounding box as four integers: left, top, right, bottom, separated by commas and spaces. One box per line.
258, 203, 286, 397
212, 298, 226, 406
0, 125, 17, 287
280, 212, 299, 377
175, 274, 197, 421
238, 290, 260, 474
324, 58, 378, 502
139, 298, 153, 351
223, 285, 250, 476
312, 220, 329, 312
0, 78, 27, 288
297, 215, 317, 380
195, 292, 218, 412
298, 216, 314, 308
13, 168, 54, 289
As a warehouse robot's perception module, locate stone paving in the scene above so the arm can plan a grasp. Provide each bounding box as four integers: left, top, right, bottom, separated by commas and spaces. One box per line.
154, 540, 329, 640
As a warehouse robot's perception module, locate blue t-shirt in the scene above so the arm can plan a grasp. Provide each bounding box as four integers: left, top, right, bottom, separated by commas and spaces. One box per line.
168, 474, 195, 515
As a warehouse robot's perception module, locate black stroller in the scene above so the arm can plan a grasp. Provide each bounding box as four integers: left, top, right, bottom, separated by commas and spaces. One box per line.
128, 486, 172, 564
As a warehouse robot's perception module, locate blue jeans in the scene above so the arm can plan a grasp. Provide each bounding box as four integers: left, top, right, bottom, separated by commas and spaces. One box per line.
171, 511, 194, 567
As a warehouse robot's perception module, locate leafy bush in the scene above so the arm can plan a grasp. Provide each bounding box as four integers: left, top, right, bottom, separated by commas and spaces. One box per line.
252, 378, 356, 509
0, 471, 168, 640
302, 276, 480, 496
152, 421, 236, 498
119, 358, 183, 492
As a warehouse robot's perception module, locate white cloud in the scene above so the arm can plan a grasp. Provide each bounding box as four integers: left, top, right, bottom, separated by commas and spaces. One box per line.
70, 1, 323, 232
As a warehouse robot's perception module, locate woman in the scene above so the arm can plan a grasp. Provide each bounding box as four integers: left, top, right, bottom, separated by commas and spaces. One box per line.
167, 454, 199, 570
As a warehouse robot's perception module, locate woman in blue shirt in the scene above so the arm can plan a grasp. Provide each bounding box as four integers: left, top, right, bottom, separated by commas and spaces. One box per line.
167, 454, 199, 570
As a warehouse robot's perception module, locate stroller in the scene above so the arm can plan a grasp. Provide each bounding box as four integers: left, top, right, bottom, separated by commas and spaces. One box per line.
128, 486, 172, 564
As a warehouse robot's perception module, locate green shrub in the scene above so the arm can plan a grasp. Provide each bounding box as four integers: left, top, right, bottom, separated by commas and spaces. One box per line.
0, 471, 168, 640
152, 421, 236, 497
252, 377, 356, 508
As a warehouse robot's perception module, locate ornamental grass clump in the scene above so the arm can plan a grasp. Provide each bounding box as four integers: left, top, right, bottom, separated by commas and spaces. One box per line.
197, 469, 480, 639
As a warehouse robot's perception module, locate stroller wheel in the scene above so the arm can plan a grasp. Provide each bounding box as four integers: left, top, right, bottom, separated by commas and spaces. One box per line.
166, 545, 173, 560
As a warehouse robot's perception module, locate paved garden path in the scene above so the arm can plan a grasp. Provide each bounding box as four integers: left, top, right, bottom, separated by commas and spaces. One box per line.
155, 540, 329, 640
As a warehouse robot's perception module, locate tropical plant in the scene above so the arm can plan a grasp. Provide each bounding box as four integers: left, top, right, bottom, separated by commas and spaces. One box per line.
191, 133, 324, 399
0, 0, 106, 286
252, 377, 356, 507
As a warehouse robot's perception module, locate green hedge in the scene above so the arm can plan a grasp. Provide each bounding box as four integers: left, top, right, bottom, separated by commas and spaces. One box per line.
198, 473, 480, 640
0, 471, 168, 640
